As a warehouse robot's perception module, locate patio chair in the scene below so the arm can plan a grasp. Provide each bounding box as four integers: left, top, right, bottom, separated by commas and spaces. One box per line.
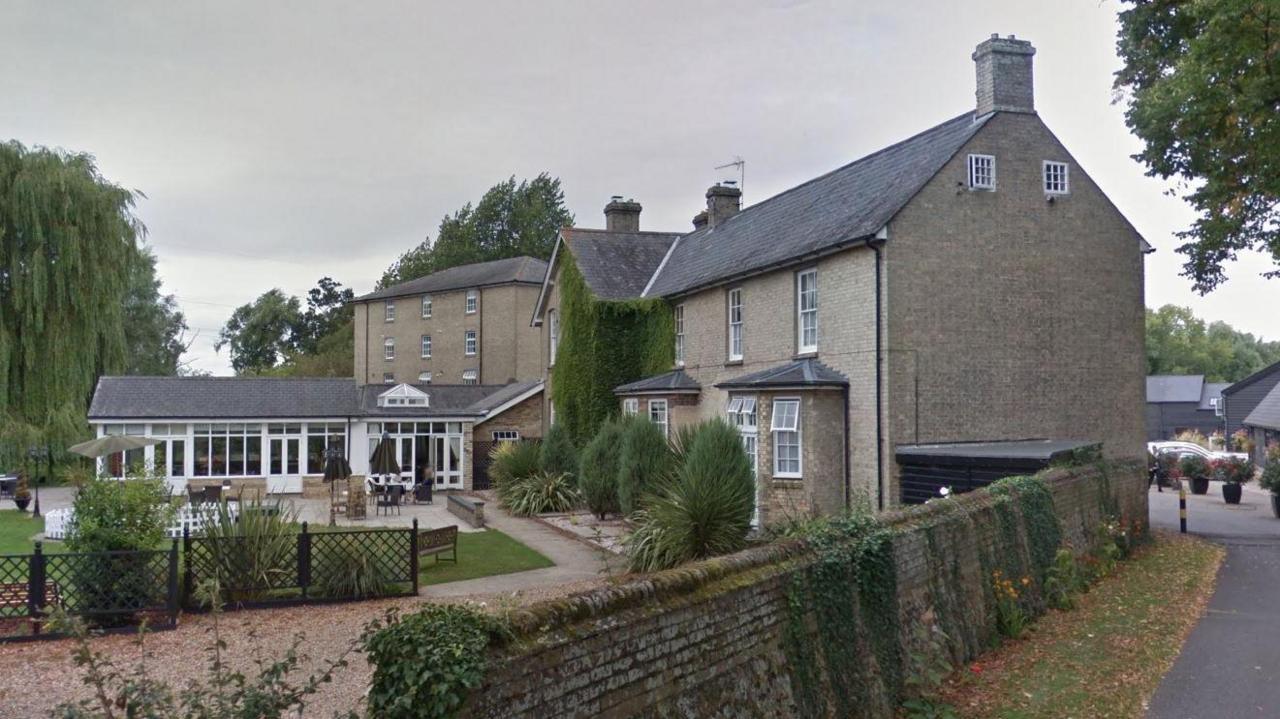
376, 485, 403, 517
413, 481, 433, 505
203, 485, 223, 503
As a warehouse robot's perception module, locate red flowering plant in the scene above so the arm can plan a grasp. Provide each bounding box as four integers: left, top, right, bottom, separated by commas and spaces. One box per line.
1214, 456, 1255, 486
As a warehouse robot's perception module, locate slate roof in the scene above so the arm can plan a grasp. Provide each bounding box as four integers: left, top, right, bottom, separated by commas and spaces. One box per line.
613, 370, 701, 395
354, 256, 548, 302
1243, 382, 1280, 431
643, 112, 993, 298
562, 229, 679, 300
1199, 382, 1230, 411
715, 359, 848, 389
89, 376, 539, 420
1146, 375, 1206, 404
1224, 359, 1280, 396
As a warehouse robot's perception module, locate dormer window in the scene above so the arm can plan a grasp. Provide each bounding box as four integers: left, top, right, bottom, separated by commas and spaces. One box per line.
1043, 161, 1069, 195
465, 290, 478, 314
967, 154, 996, 190
377, 383, 430, 408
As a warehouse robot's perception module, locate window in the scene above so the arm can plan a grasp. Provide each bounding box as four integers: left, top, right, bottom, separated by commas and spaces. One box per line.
548, 309, 559, 366
1211, 397, 1223, 417
421, 295, 432, 318
1043, 161, 1069, 194
464, 330, 477, 356
462, 369, 478, 385
674, 305, 685, 366
727, 396, 759, 518
648, 399, 669, 437
377, 384, 429, 408
384, 301, 396, 322
421, 334, 431, 358
492, 430, 520, 442
622, 397, 639, 416
797, 269, 818, 353
383, 372, 395, 384
418, 371, 432, 383
465, 289, 478, 314
193, 423, 262, 477
149, 424, 188, 478
727, 288, 743, 361
383, 337, 395, 360
771, 399, 801, 477
306, 423, 346, 475
967, 154, 995, 190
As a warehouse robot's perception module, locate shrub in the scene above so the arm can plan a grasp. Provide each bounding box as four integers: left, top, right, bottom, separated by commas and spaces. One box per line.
1179, 454, 1211, 481
992, 569, 1029, 639
578, 420, 624, 518
1215, 456, 1254, 485
502, 472, 578, 517
489, 440, 541, 499
627, 419, 754, 572
1174, 429, 1210, 449
197, 499, 299, 602
539, 423, 579, 478
1259, 460, 1280, 494
615, 415, 674, 515
1232, 428, 1256, 455
365, 604, 508, 719
314, 540, 394, 599
66, 474, 173, 553
13, 472, 30, 502
1043, 548, 1085, 611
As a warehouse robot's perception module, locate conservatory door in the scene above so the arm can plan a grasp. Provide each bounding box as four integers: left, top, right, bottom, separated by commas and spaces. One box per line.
432, 435, 463, 489
266, 436, 303, 494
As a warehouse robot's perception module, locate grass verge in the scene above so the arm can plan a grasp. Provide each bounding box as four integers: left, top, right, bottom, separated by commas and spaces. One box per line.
939, 530, 1223, 718
419, 528, 553, 586
0, 510, 58, 555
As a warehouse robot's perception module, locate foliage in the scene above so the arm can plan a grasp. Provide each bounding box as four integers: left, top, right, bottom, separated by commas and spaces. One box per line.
499, 472, 578, 517
1115, 2, 1280, 292
626, 419, 754, 572
122, 245, 191, 375
1042, 548, 1085, 611
66, 474, 173, 553
13, 472, 30, 501
1259, 456, 1280, 494
488, 440, 542, 494
364, 604, 509, 719
1173, 428, 1210, 449
988, 475, 1061, 583
49, 579, 361, 719
615, 414, 674, 515
1145, 305, 1280, 381
538, 422, 578, 478
197, 499, 299, 601
1214, 456, 1254, 485
577, 419, 623, 518
550, 251, 674, 446
992, 569, 1030, 639
216, 277, 354, 375
901, 623, 959, 719
313, 540, 394, 599
215, 289, 303, 374
0, 142, 143, 470
379, 174, 572, 288
1179, 454, 1211, 481
1231, 427, 1256, 455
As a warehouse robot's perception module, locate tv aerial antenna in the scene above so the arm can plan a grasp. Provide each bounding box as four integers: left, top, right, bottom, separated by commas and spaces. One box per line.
715, 156, 745, 199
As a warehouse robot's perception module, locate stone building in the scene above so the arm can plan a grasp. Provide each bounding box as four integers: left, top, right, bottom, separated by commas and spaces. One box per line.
534, 35, 1150, 521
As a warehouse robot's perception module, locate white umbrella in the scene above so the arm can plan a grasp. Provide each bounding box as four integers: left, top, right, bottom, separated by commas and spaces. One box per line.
68, 435, 161, 458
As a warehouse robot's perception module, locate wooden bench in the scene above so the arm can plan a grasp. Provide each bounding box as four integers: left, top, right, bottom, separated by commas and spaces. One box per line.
0, 581, 61, 612
447, 494, 485, 528
418, 525, 458, 564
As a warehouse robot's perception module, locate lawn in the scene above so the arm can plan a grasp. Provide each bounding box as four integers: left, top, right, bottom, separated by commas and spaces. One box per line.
419, 528, 553, 586
0, 509, 55, 555
939, 531, 1224, 718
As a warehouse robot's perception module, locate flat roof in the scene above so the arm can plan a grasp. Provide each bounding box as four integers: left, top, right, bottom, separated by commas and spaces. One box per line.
896, 439, 1099, 464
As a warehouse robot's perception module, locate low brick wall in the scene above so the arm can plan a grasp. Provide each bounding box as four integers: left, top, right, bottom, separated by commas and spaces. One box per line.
459, 462, 1147, 718
448, 494, 486, 528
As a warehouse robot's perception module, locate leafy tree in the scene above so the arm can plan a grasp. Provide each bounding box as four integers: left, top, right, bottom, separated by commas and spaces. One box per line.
266, 319, 354, 378
379, 174, 572, 288
1115, 1, 1280, 292
216, 289, 303, 374
217, 277, 355, 375
122, 245, 190, 375
296, 276, 354, 354
1146, 304, 1280, 381
0, 141, 143, 467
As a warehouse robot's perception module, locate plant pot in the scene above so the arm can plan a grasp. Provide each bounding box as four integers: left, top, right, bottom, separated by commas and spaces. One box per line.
1223, 482, 1243, 505
13, 497, 29, 511
1190, 477, 1210, 495
1271, 493, 1280, 519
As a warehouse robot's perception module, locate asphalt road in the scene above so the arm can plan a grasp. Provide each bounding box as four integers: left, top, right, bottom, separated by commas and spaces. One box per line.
1147, 481, 1280, 719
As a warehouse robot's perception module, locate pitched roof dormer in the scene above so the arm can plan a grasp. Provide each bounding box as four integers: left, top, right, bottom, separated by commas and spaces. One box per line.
377, 383, 430, 408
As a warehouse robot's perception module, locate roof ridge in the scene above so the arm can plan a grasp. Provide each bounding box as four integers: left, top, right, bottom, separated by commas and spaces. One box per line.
567, 228, 683, 237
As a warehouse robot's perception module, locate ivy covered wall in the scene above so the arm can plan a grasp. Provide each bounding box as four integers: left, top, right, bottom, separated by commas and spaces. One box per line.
550, 251, 673, 446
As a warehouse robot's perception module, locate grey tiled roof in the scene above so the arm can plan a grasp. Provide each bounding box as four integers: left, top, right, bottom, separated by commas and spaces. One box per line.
1224, 359, 1280, 396
715, 359, 847, 389
1244, 382, 1280, 431
464, 380, 543, 413
644, 112, 992, 297
1146, 375, 1205, 404
613, 370, 701, 395
354, 383, 514, 416
1199, 382, 1230, 411
355, 256, 548, 302
563, 229, 678, 300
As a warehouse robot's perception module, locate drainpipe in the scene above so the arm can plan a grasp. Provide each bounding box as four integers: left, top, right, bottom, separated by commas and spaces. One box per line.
842, 383, 851, 511
871, 237, 886, 511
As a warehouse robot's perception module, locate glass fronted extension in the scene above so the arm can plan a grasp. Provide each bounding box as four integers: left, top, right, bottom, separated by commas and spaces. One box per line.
366, 421, 465, 489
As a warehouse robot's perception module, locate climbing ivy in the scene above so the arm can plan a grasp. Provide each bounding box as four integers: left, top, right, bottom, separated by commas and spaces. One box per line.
550, 252, 673, 446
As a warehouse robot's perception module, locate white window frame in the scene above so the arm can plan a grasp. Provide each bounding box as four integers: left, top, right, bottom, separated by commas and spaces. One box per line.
418, 371, 432, 383
797, 269, 818, 354
728, 288, 743, 362
648, 399, 669, 437
462, 369, 478, 385
548, 309, 559, 367
622, 397, 639, 416
967, 154, 996, 190
492, 430, 520, 442
384, 301, 396, 322
421, 334, 431, 359
771, 398, 801, 478
1042, 161, 1070, 195
421, 295, 432, 318
465, 289, 478, 314
383, 372, 395, 385
383, 337, 395, 361
464, 330, 477, 356
674, 305, 685, 367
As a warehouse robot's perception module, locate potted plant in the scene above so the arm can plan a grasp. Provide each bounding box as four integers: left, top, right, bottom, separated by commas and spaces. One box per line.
12, 473, 31, 512
1232, 428, 1256, 457
1180, 454, 1212, 495
1261, 444, 1280, 518
1216, 456, 1253, 505
1152, 452, 1180, 490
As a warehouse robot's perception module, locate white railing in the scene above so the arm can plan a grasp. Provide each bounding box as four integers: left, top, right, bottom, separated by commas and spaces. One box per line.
43, 507, 75, 540
41, 502, 240, 541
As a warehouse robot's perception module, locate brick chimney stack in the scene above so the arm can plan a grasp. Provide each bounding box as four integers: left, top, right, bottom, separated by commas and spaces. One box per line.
973, 34, 1035, 117
604, 196, 642, 232
705, 183, 741, 229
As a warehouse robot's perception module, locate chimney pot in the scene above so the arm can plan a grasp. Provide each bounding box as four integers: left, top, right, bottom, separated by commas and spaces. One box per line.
692, 210, 708, 230
972, 35, 1035, 117
603, 197, 642, 232
705, 183, 742, 229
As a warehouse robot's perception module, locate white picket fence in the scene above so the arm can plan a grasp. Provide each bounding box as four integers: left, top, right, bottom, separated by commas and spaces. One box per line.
43, 502, 240, 541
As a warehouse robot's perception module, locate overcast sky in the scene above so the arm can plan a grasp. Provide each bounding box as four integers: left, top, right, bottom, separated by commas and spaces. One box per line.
3, 1, 1277, 374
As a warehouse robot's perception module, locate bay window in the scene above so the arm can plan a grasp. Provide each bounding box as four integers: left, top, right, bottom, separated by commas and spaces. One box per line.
771, 399, 801, 477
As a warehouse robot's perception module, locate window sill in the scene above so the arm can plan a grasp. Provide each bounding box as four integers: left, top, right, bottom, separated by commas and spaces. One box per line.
724, 359, 744, 367
794, 351, 818, 360
772, 474, 803, 482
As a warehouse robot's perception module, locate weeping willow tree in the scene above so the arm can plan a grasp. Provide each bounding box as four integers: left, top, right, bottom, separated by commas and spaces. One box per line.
0, 141, 143, 472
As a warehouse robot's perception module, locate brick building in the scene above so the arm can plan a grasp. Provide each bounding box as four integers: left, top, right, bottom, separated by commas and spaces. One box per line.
534, 36, 1150, 521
